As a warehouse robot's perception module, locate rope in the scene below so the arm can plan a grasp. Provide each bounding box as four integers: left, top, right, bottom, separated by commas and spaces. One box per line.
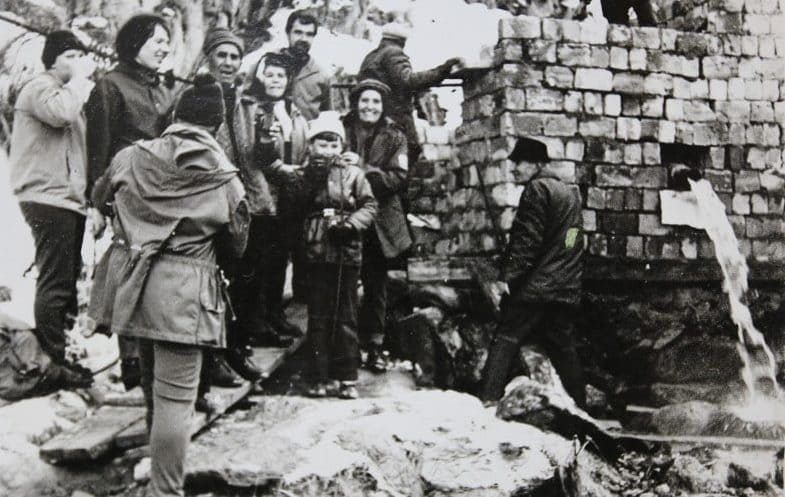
0, 13, 194, 85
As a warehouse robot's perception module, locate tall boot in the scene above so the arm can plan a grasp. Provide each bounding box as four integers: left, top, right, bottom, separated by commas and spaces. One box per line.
480, 335, 520, 403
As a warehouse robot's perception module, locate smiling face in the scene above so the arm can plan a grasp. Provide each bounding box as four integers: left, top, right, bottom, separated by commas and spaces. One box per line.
287, 19, 316, 57
207, 42, 241, 84
257, 64, 288, 99
135, 24, 170, 71
309, 135, 343, 163
357, 89, 383, 125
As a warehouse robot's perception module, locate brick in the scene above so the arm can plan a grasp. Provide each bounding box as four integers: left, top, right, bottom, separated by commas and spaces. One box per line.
525, 40, 557, 63
732, 194, 750, 214
603, 142, 624, 163
659, 121, 676, 143
586, 187, 606, 208
544, 66, 574, 89
763, 124, 781, 146
683, 100, 716, 121
639, 214, 670, 235
680, 57, 701, 78
640, 119, 660, 141
777, 102, 785, 126
564, 91, 582, 113
759, 36, 776, 57
617, 117, 642, 141
737, 58, 757, 79
624, 188, 642, 209
672, 77, 692, 99
632, 167, 667, 187
752, 240, 785, 261
723, 34, 742, 55
643, 74, 673, 96
676, 33, 712, 56
694, 122, 728, 146
632, 27, 660, 48
682, 238, 698, 259
499, 16, 542, 38
503, 88, 526, 111
596, 165, 631, 186
624, 143, 642, 164
542, 18, 564, 40
580, 21, 607, 44
727, 146, 745, 170
702, 56, 739, 78
582, 209, 597, 231
742, 36, 759, 56
500, 112, 544, 136
762, 80, 779, 101
629, 48, 647, 70
690, 80, 709, 99
575, 68, 613, 91
610, 47, 628, 69
605, 94, 622, 116
544, 115, 578, 136
526, 88, 563, 111
708, 147, 725, 169
747, 217, 780, 238
590, 47, 610, 67
622, 96, 641, 116
736, 170, 761, 193
608, 24, 632, 46
606, 188, 625, 209
766, 148, 782, 168
750, 101, 775, 122
600, 212, 638, 235
557, 44, 592, 66
704, 170, 733, 192
612, 73, 645, 93
580, 118, 616, 137
676, 122, 694, 144
642, 143, 661, 165
588, 234, 608, 256
665, 99, 684, 120
565, 140, 585, 161
643, 189, 660, 211
716, 100, 750, 121
751, 193, 768, 214
744, 14, 771, 34
497, 39, 523, 62
641, 97, 664, 117
538, 137, 565, 159
745, 79, 763, 100
626, 236, 644, 258
747, 147, 767, 169
709, 79, 728, 100
583, 92, 603, 115
661, 28, 678, 51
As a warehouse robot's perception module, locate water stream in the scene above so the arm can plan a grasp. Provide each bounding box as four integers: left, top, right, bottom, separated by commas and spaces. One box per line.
689, 179, 781, 406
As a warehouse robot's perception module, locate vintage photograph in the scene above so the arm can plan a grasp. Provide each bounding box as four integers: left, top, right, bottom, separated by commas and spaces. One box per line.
0, 0, 784, 496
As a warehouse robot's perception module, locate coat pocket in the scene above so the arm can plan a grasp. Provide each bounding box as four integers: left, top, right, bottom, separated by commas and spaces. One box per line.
197, 270, 227, 347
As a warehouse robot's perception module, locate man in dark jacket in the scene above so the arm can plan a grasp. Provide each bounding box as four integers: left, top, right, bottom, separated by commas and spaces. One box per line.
358, 23, 463, 164
481, 138, 586, 407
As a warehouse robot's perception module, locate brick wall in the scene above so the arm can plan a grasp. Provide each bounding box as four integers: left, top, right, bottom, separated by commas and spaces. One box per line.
425, 6, 785, 279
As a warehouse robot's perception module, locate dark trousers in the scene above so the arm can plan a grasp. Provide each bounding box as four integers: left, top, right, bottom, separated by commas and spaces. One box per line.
601, 0, 657, 26
306, 263, 360, 382
481, 301, 585, 407
20, 202, 85, 362
359, 231, 388, 348
258, 216, 296, 321
227, 215, 268, 349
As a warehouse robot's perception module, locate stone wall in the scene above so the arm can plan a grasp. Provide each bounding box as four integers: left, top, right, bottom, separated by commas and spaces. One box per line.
421, 4, 785, 281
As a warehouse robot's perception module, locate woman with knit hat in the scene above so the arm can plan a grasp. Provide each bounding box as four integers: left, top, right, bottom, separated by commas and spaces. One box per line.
85, 13, 179, 390
89, 74, 249, 497
342, 79, 412, 374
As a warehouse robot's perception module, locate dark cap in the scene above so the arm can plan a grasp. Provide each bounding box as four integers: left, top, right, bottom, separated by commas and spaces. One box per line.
175, 73, 225, 128
508, 137, 549, 163
202, 27, 244, 56
41, 30, 86, 69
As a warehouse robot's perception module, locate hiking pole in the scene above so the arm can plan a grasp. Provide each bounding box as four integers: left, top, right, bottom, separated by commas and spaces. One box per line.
0, 13, 195, 85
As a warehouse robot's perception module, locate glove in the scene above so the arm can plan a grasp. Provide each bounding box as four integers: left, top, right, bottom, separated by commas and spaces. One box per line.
328, 221, 356, 244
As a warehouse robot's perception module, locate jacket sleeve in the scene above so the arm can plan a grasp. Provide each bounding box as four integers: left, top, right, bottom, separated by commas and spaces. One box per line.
26, 76, 94, 128
364, 132, 408, 200
85, 78, 122, 197
319, 72, 332, 112
90, 149, 126, 215
215, 178, 250, 260
386, 49, 452, 92
345, 171, 378, 232
500, 181, 548, 285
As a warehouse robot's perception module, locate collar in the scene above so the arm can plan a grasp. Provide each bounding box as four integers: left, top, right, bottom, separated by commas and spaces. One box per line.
115, 61, 160, 86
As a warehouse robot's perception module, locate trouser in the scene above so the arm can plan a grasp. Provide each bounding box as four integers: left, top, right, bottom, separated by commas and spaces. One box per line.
481, 301, 585, 407
139, 338, 203, 497
19, 202, 85, 363
359, 231, 388, 348
306, 263, 360, 382
258, 216, 295, 322
228, 215, 267, 348
601, 0, 657, 26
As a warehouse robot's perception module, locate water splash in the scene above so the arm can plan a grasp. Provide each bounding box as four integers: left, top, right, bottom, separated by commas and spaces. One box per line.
689, 179, 780, 402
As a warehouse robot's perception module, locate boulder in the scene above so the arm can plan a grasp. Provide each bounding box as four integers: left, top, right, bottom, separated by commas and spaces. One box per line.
652, 337, 743, 384
186, 391, 575, 496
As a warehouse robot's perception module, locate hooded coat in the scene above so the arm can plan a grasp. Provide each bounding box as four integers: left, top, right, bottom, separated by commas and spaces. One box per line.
88, 124, 249, 347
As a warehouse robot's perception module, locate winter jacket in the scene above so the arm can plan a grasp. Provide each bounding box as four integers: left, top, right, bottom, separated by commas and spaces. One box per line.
9, 71, 94, 215
500, 171, 584, 306
88, 123, 249, 348
284, 51, 331, 121
217, 93, 309, 217
85, 61, 178, 196
358, 40, 451, 150
294, 159, 377, 266
343, 113, 412, 259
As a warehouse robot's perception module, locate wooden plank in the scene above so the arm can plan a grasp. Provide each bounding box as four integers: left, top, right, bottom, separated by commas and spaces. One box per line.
40, 406, 145, 463
251, 336, 305, 379
614, 431, 785, 450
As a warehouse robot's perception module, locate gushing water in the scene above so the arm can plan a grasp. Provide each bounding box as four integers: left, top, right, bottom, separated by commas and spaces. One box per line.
689, 179, 780, 403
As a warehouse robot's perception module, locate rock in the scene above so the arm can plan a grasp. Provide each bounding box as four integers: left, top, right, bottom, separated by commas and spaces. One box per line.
186, 391, 574, 496
558, 449, 627, 497
647, 382, 744, 406
652, 337, 743, 384
653, 483, 670, 495
72, 491, 96, 497
727, 462, 772, 492
667, 453, 728, 494
648, 401, 721, 436
134, 457, 151, 483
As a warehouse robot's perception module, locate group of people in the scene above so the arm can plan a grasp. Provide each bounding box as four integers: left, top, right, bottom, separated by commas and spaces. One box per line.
8, 10, 471, 497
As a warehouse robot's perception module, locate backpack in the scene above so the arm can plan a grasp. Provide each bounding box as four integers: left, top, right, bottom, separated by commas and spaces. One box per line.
0, 313, 52, 401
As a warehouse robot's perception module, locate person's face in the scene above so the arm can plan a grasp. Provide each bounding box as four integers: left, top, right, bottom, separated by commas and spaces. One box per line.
309, 137, 343, 162
357, 89, 383, 124
207, 43, 241, 84
135, 24, 170, 71
287, 19, 316, 56
50, 49, 83, 83
515, 160, 543, 183
258, 64, 288, 99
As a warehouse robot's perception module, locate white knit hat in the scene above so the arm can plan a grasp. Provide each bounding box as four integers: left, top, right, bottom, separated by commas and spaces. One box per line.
381, 22, 411, 41
307, 111, 346, 142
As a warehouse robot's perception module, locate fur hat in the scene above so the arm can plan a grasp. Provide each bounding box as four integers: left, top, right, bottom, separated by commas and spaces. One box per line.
508, 138, 549, 163
202, 28, 244, 56
41, 31, 86, 69
381, 22, 411, 41
350, 79, 391, 102
307, 111, 345, 142
175, 74, 225, 128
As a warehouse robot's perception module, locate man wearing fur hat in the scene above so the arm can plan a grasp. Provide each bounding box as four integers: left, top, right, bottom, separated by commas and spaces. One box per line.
358, 23, 463, 164
481, 138, 586, 407
9, 30, 96, 370
90, 74, 249, 497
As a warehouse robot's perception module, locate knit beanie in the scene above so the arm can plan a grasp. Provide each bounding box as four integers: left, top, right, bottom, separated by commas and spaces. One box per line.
175, 74, 225, 128
350, 79, 391, 105
41, 31, 86, 69
116, 14, 170, 64
202, 27, 244, 57
307, 111, 345, 142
